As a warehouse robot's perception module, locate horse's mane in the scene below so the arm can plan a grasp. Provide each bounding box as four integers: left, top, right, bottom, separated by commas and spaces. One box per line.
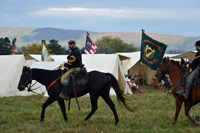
31, 68, 62, 80
171, 60, 182, 67
163, 57, 182, 67
163, 57, 186, 72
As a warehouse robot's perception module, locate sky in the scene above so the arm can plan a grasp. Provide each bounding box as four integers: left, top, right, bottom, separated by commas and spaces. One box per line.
0, 0, 200, 37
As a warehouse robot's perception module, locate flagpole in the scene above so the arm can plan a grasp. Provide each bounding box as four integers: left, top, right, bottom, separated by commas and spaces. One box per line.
41, 39, 43, 61
87, 31, 90, 36
142, 29, 145, 33
139, 29, 144, 83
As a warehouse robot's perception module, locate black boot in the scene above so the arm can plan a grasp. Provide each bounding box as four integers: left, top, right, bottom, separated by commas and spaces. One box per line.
59, 85, 69, 100
182, 83, 192, 99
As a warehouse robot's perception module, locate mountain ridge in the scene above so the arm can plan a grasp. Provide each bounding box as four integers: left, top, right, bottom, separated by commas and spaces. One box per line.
0, 27, 199, 51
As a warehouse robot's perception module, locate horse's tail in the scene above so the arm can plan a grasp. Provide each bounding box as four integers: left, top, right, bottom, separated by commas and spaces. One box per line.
105, 73, 134, 113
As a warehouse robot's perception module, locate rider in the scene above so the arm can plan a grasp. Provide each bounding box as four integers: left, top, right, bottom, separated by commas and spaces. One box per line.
182, 40, 200, 99
59, 40, 83, 100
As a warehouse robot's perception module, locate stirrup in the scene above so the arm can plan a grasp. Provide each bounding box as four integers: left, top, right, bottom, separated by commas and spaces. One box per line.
182, 92, 188, 99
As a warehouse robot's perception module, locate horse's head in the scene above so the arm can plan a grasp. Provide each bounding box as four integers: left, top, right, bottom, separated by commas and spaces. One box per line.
180, 58, 189, 70
18, 66, 32, 91
155, 57, 171, 81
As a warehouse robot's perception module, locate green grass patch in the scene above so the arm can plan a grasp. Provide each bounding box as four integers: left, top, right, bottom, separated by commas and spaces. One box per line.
1, 85, 200, 132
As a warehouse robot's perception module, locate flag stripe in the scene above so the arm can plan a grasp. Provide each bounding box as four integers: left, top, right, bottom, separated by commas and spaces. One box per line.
84, 50, 90, 54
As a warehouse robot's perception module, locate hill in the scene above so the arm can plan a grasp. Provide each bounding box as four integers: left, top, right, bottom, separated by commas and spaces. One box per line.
0, 27, 200, 51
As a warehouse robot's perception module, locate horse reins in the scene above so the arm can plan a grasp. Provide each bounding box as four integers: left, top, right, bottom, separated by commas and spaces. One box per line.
27, 66, 61, 95
72, 76, 81, 110
156, 59, 171, 79
157, 58, 183, 78
157, 58, 184, 98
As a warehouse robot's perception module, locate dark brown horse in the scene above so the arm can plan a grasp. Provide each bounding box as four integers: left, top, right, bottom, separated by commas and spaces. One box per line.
155, 57, 200, 125
18, 66, 133, 125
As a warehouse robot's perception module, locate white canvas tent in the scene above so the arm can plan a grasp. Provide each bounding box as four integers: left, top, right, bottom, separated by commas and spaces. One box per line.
0, 55, 42, 97
117, 52, 179, 85
26, 54, 68, 62
30, 54, 132, 95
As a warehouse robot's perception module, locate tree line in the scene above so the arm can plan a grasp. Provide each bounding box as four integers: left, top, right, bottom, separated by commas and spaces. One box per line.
0, 36, 137, 56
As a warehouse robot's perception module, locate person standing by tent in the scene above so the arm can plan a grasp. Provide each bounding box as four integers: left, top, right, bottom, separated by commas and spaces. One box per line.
182, 40, 200, 99
59, 40, 83, 100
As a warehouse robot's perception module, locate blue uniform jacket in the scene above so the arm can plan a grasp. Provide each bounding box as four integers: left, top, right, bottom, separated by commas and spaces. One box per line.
64, 47, 83, 69
190, 51, 200, 70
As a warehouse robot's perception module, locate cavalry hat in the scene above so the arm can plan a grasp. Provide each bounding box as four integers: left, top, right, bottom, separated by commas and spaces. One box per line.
68, 40, 76, 45
195, 40, 200, 46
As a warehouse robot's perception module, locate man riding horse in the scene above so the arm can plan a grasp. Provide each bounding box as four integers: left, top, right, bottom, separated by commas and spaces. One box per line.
182, 40, 200, 99
59, 40, 84, 100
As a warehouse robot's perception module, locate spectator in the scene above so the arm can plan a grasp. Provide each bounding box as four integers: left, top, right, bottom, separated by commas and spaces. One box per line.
130, 79, 141, 93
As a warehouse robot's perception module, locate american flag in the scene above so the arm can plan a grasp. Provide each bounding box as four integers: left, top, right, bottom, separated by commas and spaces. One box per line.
12, 38, 17, 55
84, 33, 98, 54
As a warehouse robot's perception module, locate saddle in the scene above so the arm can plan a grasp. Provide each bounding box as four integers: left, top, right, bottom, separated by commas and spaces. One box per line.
68, 67, 88, 87
181, 71, 200, 88
175, 71, 199, 96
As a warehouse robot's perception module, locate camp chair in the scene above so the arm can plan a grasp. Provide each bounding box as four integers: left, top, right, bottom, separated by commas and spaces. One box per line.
152, 78, 163, 90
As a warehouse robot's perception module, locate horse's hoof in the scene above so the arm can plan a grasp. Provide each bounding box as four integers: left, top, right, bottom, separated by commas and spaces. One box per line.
195, 121, 200, 126
195, 116, 200, 121
115, 121, 119, 125
64, 119, 68, 122
171, 122, 175, 126
40, 120, 44, 123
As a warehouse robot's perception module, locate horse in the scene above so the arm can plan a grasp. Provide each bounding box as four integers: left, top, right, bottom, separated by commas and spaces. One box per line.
18, 66, 133, 125
155, 57, 200, 126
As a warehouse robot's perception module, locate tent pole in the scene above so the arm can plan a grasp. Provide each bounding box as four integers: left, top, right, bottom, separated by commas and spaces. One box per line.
145, 65, 147, 85
190, 51, 192, 62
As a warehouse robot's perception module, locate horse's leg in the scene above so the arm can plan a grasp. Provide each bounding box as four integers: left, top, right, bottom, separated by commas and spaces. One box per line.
184, 101, 198, 125
68, 98, 71, 111
101, 94, 119, 125
171, 98, 183, 125
40, 96, 56, 122
84, 96, 98, 121
57, 99, 68, 122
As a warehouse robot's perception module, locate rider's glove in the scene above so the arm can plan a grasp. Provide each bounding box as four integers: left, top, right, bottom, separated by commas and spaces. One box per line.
59, 63, 65, 68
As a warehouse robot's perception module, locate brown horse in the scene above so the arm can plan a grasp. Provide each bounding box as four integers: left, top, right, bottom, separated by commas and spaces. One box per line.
155, 57, 200, 125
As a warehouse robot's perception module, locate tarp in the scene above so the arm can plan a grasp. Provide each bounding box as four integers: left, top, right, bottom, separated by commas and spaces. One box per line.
30, 54, 132, 95
0, 55, 41, 97
170, 51, 197, 60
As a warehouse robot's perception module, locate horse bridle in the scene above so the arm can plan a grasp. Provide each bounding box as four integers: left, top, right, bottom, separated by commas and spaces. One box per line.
19, 69, 33, 91
21, 67, 62, 94
156, 58, 171, 79
157, 58, 184, 80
